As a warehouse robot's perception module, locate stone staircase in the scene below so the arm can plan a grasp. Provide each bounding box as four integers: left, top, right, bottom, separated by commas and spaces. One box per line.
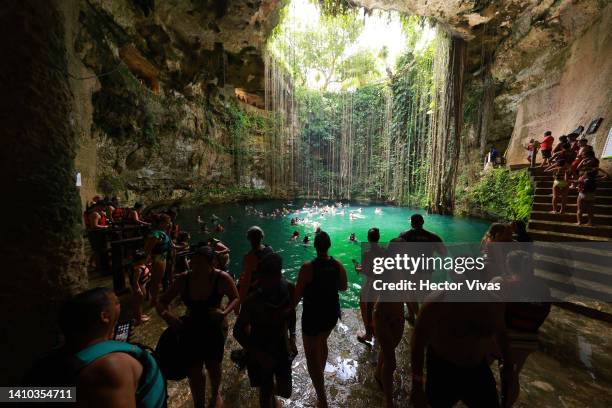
527, 166, 612, 241
525, 166, 612, 320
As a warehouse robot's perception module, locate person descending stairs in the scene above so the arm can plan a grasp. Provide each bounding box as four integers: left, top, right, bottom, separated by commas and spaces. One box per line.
525, 166, 612, 318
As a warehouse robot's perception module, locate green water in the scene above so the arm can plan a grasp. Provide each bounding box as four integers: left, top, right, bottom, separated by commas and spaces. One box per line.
177, 200, 490, 307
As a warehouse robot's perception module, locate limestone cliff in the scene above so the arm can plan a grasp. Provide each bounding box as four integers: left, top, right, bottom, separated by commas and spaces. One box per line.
73, 0, 284, 206
73, 0, 612, 208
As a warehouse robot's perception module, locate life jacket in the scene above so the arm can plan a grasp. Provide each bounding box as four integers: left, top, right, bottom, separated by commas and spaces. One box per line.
98, 211, 107, 226
113, 207, 124, 221
75, 340, 166, 408
132, 264, 152, 287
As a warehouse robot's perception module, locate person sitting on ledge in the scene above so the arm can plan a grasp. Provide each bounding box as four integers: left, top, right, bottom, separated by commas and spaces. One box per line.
552, 135, 568, 153
22, 287, 166, 408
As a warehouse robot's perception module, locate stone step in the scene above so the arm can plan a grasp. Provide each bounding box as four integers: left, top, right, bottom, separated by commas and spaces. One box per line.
535, 268, 612, 302
529, 220, 612, 238
535, 187, 612, 196
534, 255, 612, 281
533, 194, 612, 205
509, 163, 531, 171
532, 203, 612, 214
528, 228, 612, 242
529, 167, 552, 176
530, 211, 612, 224
533, 241, 612, 268
535, 180, 612, 188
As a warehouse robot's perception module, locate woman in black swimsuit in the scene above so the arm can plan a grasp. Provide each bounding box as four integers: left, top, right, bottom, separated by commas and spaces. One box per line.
295, 231, 348, 408
157, 246, 239, 408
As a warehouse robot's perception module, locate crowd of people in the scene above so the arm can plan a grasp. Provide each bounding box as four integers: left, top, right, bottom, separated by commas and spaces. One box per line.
25, 199, 552, 408
526, 130, 608, 225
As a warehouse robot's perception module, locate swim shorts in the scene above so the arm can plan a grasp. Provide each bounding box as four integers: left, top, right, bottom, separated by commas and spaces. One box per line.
425, 348, 500, 408
541, 149, 551, 159
247, 354, 292, 398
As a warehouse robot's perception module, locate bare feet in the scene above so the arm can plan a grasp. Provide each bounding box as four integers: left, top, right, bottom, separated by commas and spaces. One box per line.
357, 333, 373, 346
374, 374, 383, 390
209, 394, 223, 408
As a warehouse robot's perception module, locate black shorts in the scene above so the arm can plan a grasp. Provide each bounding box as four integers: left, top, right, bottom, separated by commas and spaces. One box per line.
541, 149, 551, 159
247, 354, 292, 398
181, 319, 226, 363
425, 348, 499, 408
302, 305, 339, 337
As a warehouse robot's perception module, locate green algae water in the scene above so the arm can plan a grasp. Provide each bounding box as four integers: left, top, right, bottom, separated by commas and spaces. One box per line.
177, 200, 489, 307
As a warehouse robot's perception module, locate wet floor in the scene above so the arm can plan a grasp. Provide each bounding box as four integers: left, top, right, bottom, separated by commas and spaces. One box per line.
126, 299, 612, 408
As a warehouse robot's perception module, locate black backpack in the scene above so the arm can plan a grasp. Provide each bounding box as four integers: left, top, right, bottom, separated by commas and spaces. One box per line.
154, 327, 188, 381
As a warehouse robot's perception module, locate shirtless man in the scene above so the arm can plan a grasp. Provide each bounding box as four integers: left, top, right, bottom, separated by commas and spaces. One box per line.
400, 214, 447, 324
238, 226, 274, 303
353, 227, 382, 345
410, 291, 509, 408
23, 288, 166, 408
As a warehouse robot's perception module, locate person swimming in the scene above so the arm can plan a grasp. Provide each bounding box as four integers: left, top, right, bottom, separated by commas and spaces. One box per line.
303, 235, 310, 245
290, 231, 300, 241
348, 233, 357, 242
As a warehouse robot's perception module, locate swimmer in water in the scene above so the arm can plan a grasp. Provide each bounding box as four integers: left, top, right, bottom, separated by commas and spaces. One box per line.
349, 233, 356, 242
290, 231, 300, 241
303, 235, 310, 245
374, 208, 382, 215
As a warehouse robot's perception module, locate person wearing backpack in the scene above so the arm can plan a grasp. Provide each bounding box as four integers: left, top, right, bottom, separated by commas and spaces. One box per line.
23, 287, 166, 408
233, 253, 297, 407
156, 246, 239, 408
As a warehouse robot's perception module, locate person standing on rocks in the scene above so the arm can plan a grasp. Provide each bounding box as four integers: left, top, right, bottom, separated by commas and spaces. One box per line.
295, 231, 347, 408
233, 252, 297, 408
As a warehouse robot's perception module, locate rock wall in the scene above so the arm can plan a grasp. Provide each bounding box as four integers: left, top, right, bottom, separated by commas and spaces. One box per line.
0, 0, 88, 384
503, 2, 612, 172
73, 0, 284, 207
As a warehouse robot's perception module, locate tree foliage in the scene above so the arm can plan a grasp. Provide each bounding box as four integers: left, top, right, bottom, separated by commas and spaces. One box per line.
268, 3, 385, 91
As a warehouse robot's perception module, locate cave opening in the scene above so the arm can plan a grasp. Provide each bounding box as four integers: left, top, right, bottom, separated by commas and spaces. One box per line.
255, 0, 449, 208
3, 1, 612, 405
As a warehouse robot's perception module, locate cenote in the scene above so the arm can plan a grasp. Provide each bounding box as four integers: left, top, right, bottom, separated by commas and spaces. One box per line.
178, 201, 489, 307
5, 0, 612, 406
